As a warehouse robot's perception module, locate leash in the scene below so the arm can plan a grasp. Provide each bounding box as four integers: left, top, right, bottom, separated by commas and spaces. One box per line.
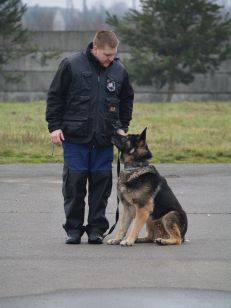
51, 143, 55, 156
103, 149, 120, 239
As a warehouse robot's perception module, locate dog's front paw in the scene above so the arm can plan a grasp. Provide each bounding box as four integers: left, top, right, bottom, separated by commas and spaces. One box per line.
107, 239, 121, 245
155, 238, 166, 246
120, 239, 135, 246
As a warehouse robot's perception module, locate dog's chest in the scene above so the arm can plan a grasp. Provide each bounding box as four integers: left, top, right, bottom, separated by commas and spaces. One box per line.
117, 173, 132, 200
118, 185, 132, 200
118, 184, 136, 205
117, 170, 152, 205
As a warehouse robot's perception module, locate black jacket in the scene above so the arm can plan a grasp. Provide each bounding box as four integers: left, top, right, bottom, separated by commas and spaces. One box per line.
46, 43, 134, 146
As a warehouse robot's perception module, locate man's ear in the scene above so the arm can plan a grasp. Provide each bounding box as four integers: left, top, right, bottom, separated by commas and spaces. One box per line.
138, 127, 147, 146
92, 44, 98, 55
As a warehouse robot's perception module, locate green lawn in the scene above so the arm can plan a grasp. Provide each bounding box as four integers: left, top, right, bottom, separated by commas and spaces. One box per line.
0, 101, 231, 163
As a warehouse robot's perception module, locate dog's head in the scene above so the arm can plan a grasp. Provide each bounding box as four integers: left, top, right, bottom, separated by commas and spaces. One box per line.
111, 128, 152, 163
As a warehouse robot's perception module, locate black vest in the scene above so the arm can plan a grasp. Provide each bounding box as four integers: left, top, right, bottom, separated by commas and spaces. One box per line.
62, 52, 126, 146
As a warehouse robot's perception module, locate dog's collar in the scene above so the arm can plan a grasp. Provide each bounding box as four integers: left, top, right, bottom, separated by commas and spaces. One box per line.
124, 161, 149, 171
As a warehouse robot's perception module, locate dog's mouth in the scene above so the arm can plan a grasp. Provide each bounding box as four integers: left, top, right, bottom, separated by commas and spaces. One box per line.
111, 135, 127, 151
111, 135, 117, 145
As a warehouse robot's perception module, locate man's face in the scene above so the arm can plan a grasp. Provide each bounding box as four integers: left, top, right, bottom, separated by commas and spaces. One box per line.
92, 44, 117, 67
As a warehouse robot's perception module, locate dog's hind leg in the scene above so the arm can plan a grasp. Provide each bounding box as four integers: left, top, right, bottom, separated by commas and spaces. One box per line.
107, 203, 133, 245
155, 223, 182, 245
121, 199, 153, 246
136, 217, 154, 243
155, 212, 182, 245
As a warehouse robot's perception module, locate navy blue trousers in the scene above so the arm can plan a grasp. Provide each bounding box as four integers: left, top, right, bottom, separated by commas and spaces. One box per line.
62, 142, 113, 171
62, 142, 113, 237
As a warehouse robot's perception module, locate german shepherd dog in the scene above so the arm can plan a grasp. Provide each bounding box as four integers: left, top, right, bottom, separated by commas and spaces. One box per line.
107, 128, 188, 246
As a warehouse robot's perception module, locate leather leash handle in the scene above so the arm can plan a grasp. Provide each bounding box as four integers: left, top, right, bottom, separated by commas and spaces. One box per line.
103, 150, 120, 239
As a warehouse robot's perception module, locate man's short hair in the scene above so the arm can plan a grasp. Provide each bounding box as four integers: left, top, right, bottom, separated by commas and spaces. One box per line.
93, 31, 119, 49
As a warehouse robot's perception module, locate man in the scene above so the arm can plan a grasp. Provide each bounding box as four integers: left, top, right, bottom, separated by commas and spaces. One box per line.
46, 30, 134, 244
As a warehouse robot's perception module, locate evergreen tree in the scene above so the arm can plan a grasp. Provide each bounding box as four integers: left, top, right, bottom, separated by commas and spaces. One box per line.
0, 0, 37, 83
107, 0, 231, 101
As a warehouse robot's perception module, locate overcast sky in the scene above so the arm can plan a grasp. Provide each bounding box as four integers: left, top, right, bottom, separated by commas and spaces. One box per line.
23, 0, 231, 11
23, 0, 139, 10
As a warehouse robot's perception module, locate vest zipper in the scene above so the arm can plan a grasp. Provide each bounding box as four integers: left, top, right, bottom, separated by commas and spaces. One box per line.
93, 72, 101, 134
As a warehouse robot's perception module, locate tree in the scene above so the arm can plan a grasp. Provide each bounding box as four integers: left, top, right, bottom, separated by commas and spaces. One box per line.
0, 0, 37, 83
107, 0, 231, 101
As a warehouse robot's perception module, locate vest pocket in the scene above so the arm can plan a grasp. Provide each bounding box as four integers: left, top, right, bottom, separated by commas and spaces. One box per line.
104, 97, 120, 135
62, 118, 89, 137
105, 97, 119, 119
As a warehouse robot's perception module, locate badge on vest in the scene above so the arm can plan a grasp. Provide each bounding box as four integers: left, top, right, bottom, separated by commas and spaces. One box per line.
109, 105, 116, 112
107, 101, 118, 114
106, 79, 116, 92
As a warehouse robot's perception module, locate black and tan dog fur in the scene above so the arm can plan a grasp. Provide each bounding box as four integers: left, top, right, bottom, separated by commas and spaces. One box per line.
107, 128, 188, 246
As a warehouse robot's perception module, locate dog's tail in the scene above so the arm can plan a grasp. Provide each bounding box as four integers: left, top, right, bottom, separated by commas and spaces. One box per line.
178, 210, 188, 242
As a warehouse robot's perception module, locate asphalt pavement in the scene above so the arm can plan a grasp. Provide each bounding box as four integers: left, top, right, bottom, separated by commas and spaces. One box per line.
0, 163, 231, 307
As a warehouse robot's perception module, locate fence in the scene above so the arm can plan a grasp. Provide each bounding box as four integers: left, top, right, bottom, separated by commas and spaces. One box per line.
0, 31, 231, 102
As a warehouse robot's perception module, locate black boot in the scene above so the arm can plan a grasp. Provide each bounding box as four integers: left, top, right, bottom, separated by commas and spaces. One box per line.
62, 164, 88, 240
86, 171, 112, 243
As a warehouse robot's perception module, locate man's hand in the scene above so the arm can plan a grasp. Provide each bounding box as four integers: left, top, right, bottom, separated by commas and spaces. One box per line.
116, 129, 127, 136
50, 129, 65, 145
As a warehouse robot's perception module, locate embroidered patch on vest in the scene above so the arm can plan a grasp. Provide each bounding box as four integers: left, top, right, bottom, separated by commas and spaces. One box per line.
106, 79, 116, 92
109, 105, 116, 112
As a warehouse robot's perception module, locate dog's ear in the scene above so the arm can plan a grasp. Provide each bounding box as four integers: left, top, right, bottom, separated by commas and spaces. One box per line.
138, 127, 147, 146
